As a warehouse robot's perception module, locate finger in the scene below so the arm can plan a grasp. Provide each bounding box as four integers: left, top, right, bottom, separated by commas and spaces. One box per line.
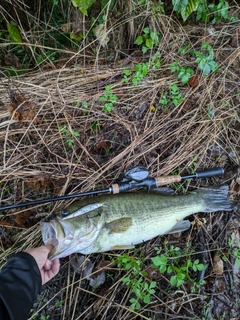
44, 259, 60, 282
51, 258, 60, 276
45, 244, 54, 253
43, 259, 52, 271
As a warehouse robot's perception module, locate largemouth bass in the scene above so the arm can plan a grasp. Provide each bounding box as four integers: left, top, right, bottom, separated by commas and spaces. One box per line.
41, 185, 235, 259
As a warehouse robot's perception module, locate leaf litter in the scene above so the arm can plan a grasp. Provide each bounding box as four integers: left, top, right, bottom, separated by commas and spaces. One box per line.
0, 9, 240, 320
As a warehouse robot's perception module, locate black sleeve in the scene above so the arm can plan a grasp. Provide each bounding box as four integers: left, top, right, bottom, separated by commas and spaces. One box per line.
0, 252, 42, 320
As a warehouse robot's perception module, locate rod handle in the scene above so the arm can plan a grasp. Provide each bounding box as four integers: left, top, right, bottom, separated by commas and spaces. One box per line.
155, 175, 181, 186
195, 167, 224, 179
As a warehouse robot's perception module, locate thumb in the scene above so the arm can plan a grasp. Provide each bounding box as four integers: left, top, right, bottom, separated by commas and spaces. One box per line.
45, 244, 54, 253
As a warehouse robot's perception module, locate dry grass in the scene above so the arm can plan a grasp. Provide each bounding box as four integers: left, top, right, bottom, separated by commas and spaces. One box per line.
0, 3, 240, 319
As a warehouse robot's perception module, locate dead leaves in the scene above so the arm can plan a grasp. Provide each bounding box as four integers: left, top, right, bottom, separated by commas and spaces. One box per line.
9, 91, 39, 124
26, 175, 52, 193
188, 74, 199, 88
213, 254, 224, 275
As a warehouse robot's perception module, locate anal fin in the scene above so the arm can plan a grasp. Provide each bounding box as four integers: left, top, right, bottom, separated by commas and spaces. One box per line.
111, 245, 135, 250
167, 220, 191, 234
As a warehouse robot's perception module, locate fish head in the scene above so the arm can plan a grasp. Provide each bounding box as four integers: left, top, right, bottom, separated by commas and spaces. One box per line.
40, 216, 95, 260
41, 212, 106, 259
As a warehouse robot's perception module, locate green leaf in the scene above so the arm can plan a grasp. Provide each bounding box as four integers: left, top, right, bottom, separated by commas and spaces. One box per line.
71, 0, 95, 15
151, 255, 167, 267
149, 281, 157, 289
181, 74, 190, 84
196, 263, 205, 271
142, 64, 148, 76
160, 264, 167, 273
145, 38, 153, 49
170, 275, 177, 286
143, 295, 151, 304
7, 23, 22, 43
124, 69, 132, 76
143, 27, 150, 34
181, 0, 199, 22
135, 36, 143, 45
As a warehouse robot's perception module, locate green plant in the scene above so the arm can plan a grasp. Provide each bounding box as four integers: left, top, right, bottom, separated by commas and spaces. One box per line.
122, 69, 132, 84
132, 63, 148, 85
152, 1, 165, 15
191, 42, 218, 76
151, 245, 205, 288
228, 237, 240, 268
122, 63, 148, 86
159, 84, 183, 110
59, 125, 80, 147
71, 0, 95, 15
55, 300, 63, 307
99, 85, 118, 112
149, 51, 161, 69
91, 121, 100, 134
170, 61, 194, 85
172, 0, 199, 21
172, 0, 235, 23
117, 254, 156, 311
170, 84, 183, 106
135, 27, 161, 53
159, 93, 169, 110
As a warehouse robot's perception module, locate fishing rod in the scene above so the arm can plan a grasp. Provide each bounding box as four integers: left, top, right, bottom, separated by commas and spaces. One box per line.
0, 167, 224, 211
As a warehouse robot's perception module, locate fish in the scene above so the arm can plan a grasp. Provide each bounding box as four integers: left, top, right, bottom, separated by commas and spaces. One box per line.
40, 185, 236, 260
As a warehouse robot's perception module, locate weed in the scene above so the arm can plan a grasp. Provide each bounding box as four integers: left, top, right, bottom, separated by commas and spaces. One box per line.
228, 236, 240, 268
55, 300, 63, 307
152, 1, 165, 15
170, 84, 183, 106
122, 52, 161, 86
170, 61, 194, 85
135, 27, 161, 53
91, 121, 100, 134
177, 42, 218, 76
59, 125, 80, 147
172, 0, 236, 23
122, 63, 148, 86
159, 93, 169, 111
149, 51, 161, 69
191, 42, 218, 76
116, 244, 205, 311
132, 63, 148, 85
71, 0, 95, 16
99, 85, 118, 112
151, 245, 205, 288
122, 69, 132, 84
159, 84, 183, 110
117, 254, 156, 311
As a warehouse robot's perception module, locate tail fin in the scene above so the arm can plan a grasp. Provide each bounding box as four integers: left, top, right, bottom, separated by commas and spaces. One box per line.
197, 185, 236, 212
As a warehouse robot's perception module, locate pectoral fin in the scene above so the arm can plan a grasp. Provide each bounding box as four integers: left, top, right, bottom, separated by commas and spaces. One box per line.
167, 220, 191, 234
105, 217, 132, 233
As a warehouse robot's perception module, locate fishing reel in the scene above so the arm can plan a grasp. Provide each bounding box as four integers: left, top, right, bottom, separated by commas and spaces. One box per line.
121, 166, 149, 183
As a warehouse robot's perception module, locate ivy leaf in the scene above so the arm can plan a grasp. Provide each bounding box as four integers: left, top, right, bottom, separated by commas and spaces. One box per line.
7, 23, 22, 43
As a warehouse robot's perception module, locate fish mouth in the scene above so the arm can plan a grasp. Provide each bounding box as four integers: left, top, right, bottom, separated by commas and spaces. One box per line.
41, 221, 60, 251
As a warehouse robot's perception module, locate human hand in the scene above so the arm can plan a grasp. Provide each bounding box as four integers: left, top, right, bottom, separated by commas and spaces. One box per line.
25, 245, 60, 285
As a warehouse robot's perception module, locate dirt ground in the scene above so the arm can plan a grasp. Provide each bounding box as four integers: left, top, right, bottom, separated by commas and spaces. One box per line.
0, 5, 240, 319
